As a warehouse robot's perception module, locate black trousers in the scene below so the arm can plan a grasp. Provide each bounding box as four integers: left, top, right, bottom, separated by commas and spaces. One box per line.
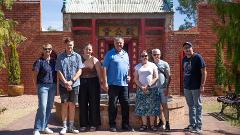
78, 77, 101, 127
108, 85, 130, 127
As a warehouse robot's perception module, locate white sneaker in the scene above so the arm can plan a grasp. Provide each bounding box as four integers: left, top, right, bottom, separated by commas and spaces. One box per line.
60, 127, 67, 135
68, 127, 79, 134
33, 130, 40, 135
44, 127, 54, 134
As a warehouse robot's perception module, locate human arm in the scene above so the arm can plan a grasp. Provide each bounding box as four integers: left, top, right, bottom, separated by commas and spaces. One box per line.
200, 67, 207, 93
165, 63, 171, 96
102, 67, 108, 91
148, 66, 159, 88
94, 58, 102, 84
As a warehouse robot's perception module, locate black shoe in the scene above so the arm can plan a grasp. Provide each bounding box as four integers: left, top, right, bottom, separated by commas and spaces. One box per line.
158, 120, 164, 128
184, 125, 194, 132
139, 125, 148, 132
150, 125, 158, 132
165, 122, 170, 131
122, 125, 135, 132
110, 126, 117, 132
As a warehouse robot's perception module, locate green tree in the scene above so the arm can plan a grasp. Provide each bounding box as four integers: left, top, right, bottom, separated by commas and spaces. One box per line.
8, 32, 25, 85
47, 26, 57, 31
0, 0, 23, 71
215, 42, 225, 86
179, 19, 194, 30
210, 0, 240, 94
176, 0, 204, 30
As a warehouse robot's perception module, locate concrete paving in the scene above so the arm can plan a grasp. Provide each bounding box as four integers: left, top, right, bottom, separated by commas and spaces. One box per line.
0, 96, 240, 135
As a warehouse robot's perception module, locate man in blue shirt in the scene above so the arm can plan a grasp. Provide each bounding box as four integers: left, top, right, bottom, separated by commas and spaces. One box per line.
182, 42, 207, 134
56, 38, 83, 134
102, 37, 134, 132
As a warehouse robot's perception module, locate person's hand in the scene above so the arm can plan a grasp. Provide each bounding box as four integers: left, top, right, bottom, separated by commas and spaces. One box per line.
164, 89, 169, 96
65, 84, 72, 91
127, 76, 131, 83
200, 85, 204, 94
141, 85, 148, 94
64, 81, 72, 91
102, 82, 109, 92
67, 81, 73, 86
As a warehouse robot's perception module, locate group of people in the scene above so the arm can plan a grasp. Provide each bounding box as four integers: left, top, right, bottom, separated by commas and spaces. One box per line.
32, 37, 207, 135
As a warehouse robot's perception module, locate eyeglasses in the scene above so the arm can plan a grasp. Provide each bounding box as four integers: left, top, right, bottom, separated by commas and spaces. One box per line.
43, 48, 52, 51
153, 54, 160, 56
141, 55, 148, 58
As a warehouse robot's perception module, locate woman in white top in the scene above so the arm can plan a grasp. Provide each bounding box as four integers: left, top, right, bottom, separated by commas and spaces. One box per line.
134, 50, 159, 131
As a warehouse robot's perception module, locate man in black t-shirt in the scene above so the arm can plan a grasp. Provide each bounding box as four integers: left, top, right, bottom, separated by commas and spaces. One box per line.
182, 42, 207, 134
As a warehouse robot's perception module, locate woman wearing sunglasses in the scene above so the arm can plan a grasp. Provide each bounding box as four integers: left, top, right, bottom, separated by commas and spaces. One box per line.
33, 43, 57, 135
134, 50, 159, 132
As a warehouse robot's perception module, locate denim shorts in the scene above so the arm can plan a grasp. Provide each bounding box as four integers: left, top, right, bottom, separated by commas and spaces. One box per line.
159, 88, 168, 103
59, 85, 79, 104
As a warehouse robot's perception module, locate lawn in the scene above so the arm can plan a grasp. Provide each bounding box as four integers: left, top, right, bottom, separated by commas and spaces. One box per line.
203, 97, 240, 127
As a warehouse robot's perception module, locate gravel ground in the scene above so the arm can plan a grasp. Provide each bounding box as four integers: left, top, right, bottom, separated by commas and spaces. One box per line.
0, 95, 38, 128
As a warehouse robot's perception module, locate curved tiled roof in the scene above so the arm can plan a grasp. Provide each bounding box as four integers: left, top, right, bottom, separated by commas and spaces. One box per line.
62, 0, 173, 13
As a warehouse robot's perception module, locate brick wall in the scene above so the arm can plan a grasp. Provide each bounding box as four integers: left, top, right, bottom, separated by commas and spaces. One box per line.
0, 1, 41, 94
0, 1, 73, 94
0, 1, 226, 95
165, 32, 199, 95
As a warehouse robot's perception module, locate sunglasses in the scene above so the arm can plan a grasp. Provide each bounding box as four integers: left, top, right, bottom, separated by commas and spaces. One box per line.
43, 48, 52, 51
153, 54, 160, 56
141, 55, 148, 58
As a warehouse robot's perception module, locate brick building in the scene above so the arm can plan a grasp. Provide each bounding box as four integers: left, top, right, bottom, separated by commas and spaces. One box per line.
0, 0, 233, 95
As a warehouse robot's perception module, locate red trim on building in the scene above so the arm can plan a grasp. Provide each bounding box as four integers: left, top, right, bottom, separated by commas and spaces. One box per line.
92, 19, 97, 54
141, 18, 145, 50
145, 27, 164, 30
72, 27, 92, 31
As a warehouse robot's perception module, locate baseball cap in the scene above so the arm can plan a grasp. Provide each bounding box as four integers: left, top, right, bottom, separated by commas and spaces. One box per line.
183, 42, 193, 48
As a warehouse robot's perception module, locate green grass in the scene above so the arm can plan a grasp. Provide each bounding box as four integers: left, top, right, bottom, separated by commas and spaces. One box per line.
203, 100, 240, 127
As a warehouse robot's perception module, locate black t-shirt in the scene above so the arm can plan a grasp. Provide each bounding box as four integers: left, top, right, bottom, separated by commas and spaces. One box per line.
33, 58, 57, 84
182, 53, 206, 90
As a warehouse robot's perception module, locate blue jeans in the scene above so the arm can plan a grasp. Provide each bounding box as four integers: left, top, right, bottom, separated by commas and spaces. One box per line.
34, 83, 56, 131
184, 89, 202, 129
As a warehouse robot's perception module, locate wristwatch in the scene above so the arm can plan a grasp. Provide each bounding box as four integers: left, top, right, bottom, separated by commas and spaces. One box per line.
147, 84, 151, 88
71, 79, 75, 83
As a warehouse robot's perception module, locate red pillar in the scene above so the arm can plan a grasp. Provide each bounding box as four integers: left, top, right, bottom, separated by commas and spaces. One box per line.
140, 18, 145, 50
92, 19, 97, 55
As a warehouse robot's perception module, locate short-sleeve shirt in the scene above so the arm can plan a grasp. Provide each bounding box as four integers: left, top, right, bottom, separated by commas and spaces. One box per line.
33, 58, 57, 84
103, 48, 129, 86
155, 60, 170, 89
182, 53, 206, 90
55, 51, 84, 87
134, 62, 158, 88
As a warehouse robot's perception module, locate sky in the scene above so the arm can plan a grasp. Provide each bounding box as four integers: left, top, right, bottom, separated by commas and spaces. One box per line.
42, 0, 187, 31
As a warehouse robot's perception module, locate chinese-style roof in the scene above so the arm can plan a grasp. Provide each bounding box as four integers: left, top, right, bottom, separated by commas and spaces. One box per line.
62, 0, 173, 13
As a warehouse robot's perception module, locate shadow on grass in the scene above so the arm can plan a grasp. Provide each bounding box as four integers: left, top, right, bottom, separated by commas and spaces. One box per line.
207, 112, 227, 121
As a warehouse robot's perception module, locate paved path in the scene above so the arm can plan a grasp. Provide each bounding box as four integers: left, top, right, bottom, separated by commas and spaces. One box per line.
0, 96, 240, 135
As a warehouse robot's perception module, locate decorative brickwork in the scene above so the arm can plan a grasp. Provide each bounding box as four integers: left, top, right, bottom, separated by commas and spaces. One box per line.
0, 1, 227, 95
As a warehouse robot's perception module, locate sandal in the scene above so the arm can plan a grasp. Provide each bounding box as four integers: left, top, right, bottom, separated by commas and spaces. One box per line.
150, 125, 158, 131
139, 125, 147, 131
